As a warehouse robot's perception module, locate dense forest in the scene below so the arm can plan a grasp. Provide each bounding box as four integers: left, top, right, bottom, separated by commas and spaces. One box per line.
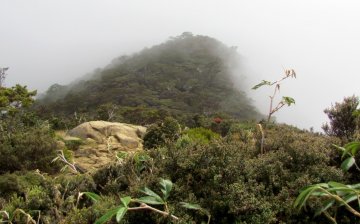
35, 33, 260, 126
1, 34, 360, 224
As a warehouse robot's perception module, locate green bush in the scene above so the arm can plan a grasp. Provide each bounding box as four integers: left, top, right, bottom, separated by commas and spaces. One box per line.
60, 196, 117, 224
146, 124, 345, 223
0, 126, 61, 174
322, 95, 359, 141
184, 127, 220, 144
64, 138, 83, 151
143, 117, 181, 149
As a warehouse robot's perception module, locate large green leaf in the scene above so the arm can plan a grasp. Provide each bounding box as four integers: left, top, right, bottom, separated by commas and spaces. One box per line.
342, 193, 359, 204
120, 196, 131, 207
95, 206, 122, 224
341, 157, 355, 171
251, 80, 272, 90
116, 207, 127, 223
137, 196, 164, 205
82, 192, 101, 202
282, 96, 295, 106
139, 187, 163, 203
345, 142, 360, 156
328, 181, 349, 188
340, 142, 360, 159
349, 183, 360, 189
159, 179, 173, 201
294, 184, 328, 210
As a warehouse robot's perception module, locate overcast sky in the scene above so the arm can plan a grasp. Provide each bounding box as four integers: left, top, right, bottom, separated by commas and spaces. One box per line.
1, 0, 360, 131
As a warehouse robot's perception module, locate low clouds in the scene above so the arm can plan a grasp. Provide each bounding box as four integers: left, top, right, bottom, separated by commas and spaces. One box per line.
1, 0, 359, 130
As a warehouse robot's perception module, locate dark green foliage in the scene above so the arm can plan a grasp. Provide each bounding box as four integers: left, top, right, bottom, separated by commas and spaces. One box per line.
96, 103, 121, 121
60, 196, 117, 224
0, 125, 61, 174
36, 34, 261, 123
144, 124, 345, 223
64, 138, 83, 151
55, 174, 96, 199
0, 122, 350, 223
143, 117, 181, 149
322, 95, 359, 141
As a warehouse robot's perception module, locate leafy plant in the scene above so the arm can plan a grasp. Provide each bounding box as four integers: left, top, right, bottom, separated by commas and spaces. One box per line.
252, 69, 296, 153
322, 96, 359, 141
93, 178, 179, 224
295, 141, 360, 223
294, 182, 360, 223
143, 117, 181, 149
252, 69, 296, 123
333, 141, 360, 171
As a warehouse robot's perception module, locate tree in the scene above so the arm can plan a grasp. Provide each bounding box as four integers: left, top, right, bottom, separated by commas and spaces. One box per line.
322, 96, 359, 141
0, 73, 37, 134
0, 84, 37, 116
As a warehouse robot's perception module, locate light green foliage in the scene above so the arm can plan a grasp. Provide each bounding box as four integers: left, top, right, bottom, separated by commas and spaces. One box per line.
251, 80, 272, 90
184, 127, 220, 144
0, 84, 36, 115
94, 178, 177, 224
333, 141, 360, 171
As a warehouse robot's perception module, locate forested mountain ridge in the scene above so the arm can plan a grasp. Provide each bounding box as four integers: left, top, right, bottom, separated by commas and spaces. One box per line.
37, 33, 260, 122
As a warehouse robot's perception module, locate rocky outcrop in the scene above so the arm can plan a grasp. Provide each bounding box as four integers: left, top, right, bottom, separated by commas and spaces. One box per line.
65, 121, 146, 172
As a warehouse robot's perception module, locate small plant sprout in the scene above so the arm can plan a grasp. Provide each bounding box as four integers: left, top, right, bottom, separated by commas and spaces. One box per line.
252, 69, 296, 123
252, 69, 296, 153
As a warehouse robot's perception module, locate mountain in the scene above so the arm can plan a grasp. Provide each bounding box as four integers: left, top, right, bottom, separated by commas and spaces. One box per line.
37, 32, 261, 123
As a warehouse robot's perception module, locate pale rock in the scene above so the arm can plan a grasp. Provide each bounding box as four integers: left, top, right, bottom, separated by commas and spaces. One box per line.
64, 121, 146, 172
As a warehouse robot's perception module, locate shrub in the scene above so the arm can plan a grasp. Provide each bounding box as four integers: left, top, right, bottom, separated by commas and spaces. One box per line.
143, 117, 181, 149
147, 124, 345, 223
322, 95, 359, 141
184, 127, 220, 144
0, 126, 61, 174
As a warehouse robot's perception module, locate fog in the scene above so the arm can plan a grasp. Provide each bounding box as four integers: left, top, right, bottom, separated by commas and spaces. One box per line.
1, 0, 360, 131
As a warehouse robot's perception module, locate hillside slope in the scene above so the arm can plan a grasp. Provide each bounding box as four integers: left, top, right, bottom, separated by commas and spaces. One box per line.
37, 33, 260, 122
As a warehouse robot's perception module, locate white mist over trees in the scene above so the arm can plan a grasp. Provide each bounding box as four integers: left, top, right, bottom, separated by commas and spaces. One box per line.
1, 0, 360, 130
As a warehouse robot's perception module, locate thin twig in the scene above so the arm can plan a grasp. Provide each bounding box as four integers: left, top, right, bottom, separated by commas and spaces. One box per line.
128, 203, 179, 220
53, 150, 78, 173
323, 211, 337, 224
